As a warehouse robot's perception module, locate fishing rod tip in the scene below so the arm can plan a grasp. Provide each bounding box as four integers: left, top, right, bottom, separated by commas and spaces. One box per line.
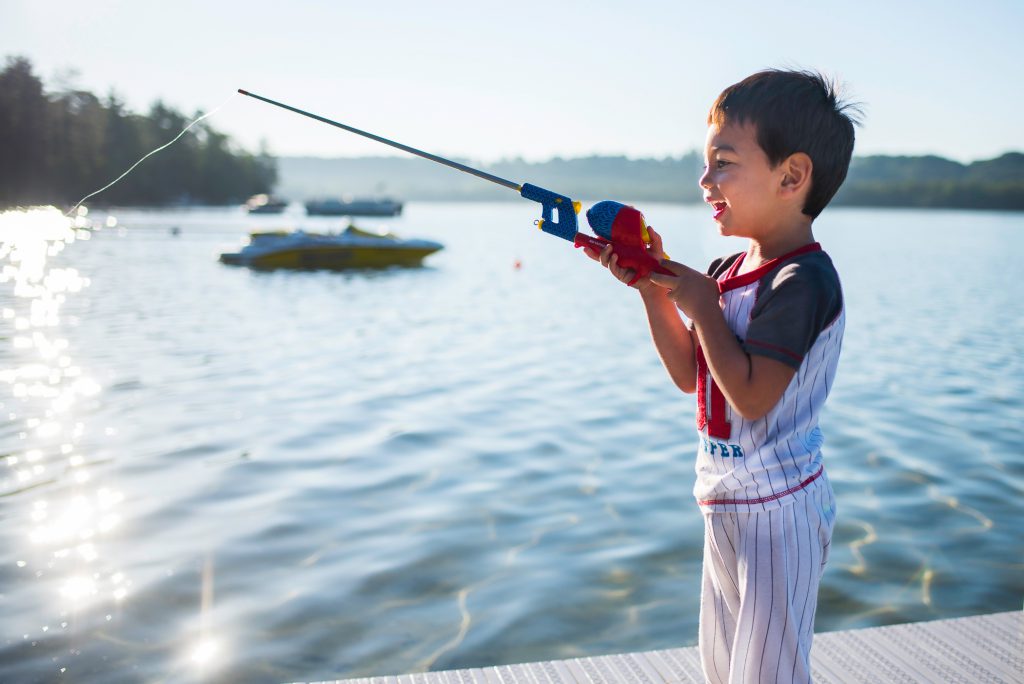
237, 89, 250, 96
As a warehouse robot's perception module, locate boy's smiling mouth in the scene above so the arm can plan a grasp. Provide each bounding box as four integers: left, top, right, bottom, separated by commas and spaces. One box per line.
711, 201, 728, 219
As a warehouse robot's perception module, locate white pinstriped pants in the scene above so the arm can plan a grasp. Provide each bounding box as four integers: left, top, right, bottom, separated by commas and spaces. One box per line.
698, 476, 836, 684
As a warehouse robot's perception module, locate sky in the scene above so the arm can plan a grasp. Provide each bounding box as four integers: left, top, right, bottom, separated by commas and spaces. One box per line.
2, 0, 1023, 164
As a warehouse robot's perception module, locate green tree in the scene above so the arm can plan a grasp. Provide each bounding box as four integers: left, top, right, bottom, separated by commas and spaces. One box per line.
0, 56, 50, 205
48, 89, 107, 204
0, 55, 277, 209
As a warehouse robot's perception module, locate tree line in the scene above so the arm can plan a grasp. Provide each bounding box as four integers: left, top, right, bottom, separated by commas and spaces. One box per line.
833, 153, 1024, 210
276, 151, 1024, 210
0, 56, 276, 209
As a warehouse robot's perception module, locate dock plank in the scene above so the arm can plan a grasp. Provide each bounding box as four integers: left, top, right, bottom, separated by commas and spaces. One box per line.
313, 611, 1021, 684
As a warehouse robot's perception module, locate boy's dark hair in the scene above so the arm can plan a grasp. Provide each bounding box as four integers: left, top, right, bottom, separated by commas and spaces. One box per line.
708, 69, 860, 218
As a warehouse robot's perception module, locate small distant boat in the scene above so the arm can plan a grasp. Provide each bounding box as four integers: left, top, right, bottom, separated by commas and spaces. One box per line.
304, 197, 403, 217
218, 225, 442, 270
245, 194, 289, 214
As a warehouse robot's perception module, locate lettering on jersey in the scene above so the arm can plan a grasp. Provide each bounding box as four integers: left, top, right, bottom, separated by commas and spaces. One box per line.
701, 437, 745, 458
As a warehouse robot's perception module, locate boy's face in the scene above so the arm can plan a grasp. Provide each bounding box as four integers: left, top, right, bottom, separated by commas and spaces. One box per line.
699, 120, 784, 238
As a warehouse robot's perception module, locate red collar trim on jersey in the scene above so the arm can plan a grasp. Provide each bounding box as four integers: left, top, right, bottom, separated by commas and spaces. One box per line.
717, 242, 822, 293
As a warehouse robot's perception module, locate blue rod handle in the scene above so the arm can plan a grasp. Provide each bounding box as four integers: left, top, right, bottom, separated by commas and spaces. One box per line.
519, 183, 579, 242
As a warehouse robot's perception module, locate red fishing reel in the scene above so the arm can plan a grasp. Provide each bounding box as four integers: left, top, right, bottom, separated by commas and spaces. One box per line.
574, 201, 673, 285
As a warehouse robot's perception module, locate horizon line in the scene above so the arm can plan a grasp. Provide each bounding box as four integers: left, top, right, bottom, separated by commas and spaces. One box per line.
272, 150, 1023, 165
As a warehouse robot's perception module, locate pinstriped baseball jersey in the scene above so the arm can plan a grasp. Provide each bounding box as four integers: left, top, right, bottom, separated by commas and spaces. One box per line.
693, 242, 844, 512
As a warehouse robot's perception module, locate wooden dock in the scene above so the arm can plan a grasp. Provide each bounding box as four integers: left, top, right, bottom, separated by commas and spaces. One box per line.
316, 610, 1021, 683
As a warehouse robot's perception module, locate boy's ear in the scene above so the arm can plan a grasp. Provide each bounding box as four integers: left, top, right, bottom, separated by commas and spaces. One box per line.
779, 152, 813, 197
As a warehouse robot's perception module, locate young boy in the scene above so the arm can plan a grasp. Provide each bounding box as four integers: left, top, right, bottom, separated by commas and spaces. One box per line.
587, 69, 857, 683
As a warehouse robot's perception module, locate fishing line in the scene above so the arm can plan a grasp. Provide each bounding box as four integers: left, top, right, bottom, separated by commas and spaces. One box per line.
64, 91, 240, 218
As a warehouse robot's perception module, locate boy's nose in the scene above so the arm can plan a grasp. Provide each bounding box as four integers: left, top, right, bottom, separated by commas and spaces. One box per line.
698, 167, 712, 189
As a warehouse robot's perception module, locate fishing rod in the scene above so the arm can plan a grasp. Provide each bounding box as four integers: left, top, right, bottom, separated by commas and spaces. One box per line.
237, 89, 672, 283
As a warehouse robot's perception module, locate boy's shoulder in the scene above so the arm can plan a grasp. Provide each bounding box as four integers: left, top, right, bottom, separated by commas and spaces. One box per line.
760, 249, 841, 296
746, 249, 844, 367
753, 249, 842, 321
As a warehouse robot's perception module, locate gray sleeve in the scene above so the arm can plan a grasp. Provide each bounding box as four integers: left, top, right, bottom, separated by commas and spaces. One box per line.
707, 253, 742, 279
743, 259, 842, 370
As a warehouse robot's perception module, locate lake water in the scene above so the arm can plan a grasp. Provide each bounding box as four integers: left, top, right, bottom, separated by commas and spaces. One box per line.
1, 202, 1021, 682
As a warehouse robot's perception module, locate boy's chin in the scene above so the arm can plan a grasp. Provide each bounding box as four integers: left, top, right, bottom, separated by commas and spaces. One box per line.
715, 220, 750, 239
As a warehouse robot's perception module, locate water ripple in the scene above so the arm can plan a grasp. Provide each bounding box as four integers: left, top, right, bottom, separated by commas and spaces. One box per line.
1, 205, 1022, 681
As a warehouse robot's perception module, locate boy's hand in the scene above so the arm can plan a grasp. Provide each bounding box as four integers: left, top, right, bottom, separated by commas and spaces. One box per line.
582, 226, 666, 294
648, 259, 720, 321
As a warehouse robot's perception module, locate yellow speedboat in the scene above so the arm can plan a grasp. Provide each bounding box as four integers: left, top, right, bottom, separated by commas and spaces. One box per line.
219, 225, 443, 270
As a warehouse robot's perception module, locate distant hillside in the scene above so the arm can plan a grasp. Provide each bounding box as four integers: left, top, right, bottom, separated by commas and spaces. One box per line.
275, 153, 706, 203
835, 152, 1024, 209
276, 152, 1024, 210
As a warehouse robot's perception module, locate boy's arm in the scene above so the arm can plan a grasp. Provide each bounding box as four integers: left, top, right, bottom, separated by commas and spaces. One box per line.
583, 233, 697, 393
689, 302, 796, 419
640, 286, 697, 394
650, 261, 796, 419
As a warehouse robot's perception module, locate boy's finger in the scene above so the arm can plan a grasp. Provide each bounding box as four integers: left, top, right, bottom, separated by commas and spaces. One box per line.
613, 266, 637, 284
608, 254, 631, 283
658, 258, 687, 275
648, 272, 676, 289
648, 228, 663, 254
582, 246, 600, 261
599, 244, 614, 267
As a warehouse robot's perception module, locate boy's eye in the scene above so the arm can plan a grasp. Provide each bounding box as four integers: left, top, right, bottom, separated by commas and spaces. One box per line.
715, 160, 731, 169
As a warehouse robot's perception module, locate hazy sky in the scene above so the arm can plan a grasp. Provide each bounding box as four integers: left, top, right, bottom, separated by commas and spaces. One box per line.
3, 0, 1022, 163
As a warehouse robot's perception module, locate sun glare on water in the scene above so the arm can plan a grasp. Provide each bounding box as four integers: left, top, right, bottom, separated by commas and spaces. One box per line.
1, 207, 131, 644
2, 206, 235, 680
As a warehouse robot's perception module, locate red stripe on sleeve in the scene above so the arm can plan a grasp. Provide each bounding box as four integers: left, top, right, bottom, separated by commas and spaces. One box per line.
745, 338, 803, 363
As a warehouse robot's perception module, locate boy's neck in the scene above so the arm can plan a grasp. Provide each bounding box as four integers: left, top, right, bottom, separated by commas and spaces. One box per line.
742, 218, 815, 271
